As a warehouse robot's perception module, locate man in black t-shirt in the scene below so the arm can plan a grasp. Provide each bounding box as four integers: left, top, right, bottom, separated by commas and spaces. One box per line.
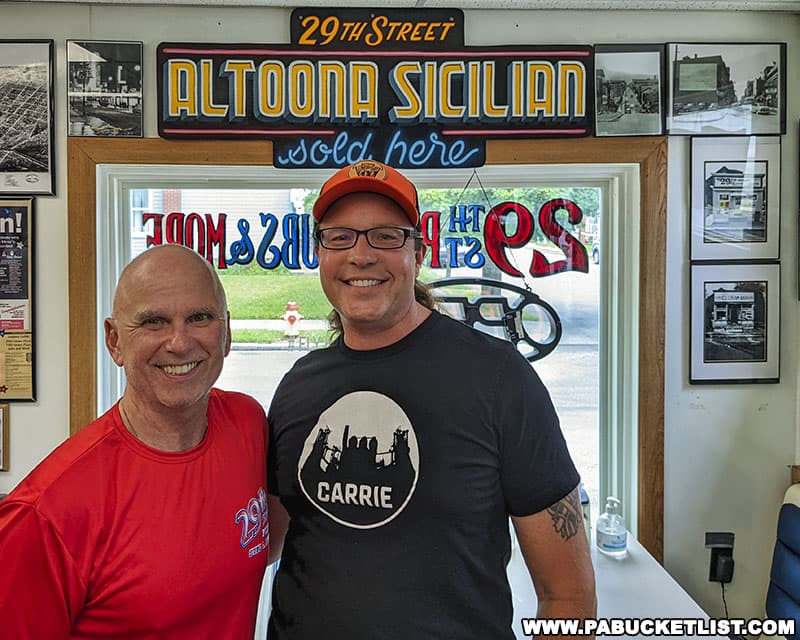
267, 160, 596, 639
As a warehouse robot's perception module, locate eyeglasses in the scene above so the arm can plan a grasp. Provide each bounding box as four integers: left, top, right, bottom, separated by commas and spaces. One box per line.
314, 226, 422, 250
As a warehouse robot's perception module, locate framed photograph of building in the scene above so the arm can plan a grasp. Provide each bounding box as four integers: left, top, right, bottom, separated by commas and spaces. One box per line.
667, 42, 786, 136
67, 40, 143, 137
690, 262, 779, 384
594, 44, 665, 137
0, 40, 55, 196
690, 136, 780, 261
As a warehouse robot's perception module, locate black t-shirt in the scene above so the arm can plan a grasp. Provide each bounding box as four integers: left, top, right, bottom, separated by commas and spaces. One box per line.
268, 311, 579, 639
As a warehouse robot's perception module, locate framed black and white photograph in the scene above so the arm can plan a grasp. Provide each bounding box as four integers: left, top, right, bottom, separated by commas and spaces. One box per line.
690, 262, 779, 384
67, 40, 143, 137
668, 42, 786, 136
594, 44, 665, 137
691, 136, 780, 261
0, 40, 55, 196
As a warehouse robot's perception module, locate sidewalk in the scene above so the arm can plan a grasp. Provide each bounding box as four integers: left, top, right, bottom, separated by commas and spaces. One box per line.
230, 319, 330, 331
230, 318, 331, 351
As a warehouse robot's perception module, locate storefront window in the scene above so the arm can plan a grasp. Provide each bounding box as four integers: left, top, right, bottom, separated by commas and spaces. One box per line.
95, 163, 639, 522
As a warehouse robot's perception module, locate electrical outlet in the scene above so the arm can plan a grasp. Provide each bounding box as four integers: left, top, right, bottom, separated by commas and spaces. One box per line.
705, 531, 735, 583
705, 531, 734, 548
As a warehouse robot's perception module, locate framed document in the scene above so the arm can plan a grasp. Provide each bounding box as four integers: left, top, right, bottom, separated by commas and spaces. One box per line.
0, 198, 35, 400
0, 404, 8, 471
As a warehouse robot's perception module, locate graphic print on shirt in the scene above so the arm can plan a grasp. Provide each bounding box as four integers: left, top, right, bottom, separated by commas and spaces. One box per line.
234, 486, 269, 557
298, 391, 419, 529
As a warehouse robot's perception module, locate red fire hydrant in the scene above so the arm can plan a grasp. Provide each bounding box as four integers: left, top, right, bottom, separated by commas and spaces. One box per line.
280, 300, 304, 337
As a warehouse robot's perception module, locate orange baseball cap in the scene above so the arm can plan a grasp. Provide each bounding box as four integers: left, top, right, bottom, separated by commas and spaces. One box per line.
312, 160, 420, 226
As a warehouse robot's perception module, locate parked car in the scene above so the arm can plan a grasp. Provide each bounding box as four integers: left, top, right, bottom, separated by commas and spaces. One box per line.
753, 103, 777, 115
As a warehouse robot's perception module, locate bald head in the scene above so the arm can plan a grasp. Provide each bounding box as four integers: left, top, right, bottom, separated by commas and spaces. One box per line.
104, 243, 232, 439
112, 244, 227, 319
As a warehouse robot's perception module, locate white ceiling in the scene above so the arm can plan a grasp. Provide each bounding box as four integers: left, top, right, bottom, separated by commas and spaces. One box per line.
15, 0, 800, 10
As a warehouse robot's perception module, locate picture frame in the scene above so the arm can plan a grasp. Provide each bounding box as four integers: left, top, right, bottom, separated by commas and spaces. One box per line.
690, 136, 780, 261
594, 44, 665, 137
0, 198, 35, 401
0, 403, 8, 471
797, 123, 800, 301
68, 40, 143, 138
667, 42, 786, 136
690, 262, 779, 384
0, 40, 55, 196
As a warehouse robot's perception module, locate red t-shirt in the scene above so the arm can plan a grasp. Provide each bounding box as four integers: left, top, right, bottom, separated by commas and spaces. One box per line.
0, 388, 269, 639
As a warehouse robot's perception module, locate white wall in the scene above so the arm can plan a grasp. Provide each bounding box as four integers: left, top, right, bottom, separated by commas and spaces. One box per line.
1, 0, 797, 624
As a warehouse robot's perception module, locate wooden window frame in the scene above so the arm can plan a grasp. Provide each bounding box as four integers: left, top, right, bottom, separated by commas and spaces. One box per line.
67, 136, 666, 560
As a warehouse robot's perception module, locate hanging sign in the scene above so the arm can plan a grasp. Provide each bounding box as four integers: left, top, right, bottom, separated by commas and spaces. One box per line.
157, 8, 592, 169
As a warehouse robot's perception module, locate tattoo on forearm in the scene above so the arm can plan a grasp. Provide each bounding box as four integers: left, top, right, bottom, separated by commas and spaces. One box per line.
546, 488, 582, 542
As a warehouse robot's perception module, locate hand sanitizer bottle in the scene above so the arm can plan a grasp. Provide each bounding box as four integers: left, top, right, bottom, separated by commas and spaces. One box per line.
596, 496, 627, 558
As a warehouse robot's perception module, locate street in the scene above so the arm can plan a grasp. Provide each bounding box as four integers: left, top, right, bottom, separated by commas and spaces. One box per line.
671, 103, 780, 134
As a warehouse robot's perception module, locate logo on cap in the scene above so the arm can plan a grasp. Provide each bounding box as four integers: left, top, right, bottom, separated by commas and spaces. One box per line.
348, 161, 387, 180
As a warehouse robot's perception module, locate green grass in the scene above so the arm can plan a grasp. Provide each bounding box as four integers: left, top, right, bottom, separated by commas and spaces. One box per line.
230, 329, 285, 343
220, 273, 330, 320
220, 244, 569, 321
221, 266, 550, 325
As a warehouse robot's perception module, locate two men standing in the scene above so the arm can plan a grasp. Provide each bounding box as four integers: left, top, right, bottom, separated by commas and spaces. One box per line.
0, 161, 593, 639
